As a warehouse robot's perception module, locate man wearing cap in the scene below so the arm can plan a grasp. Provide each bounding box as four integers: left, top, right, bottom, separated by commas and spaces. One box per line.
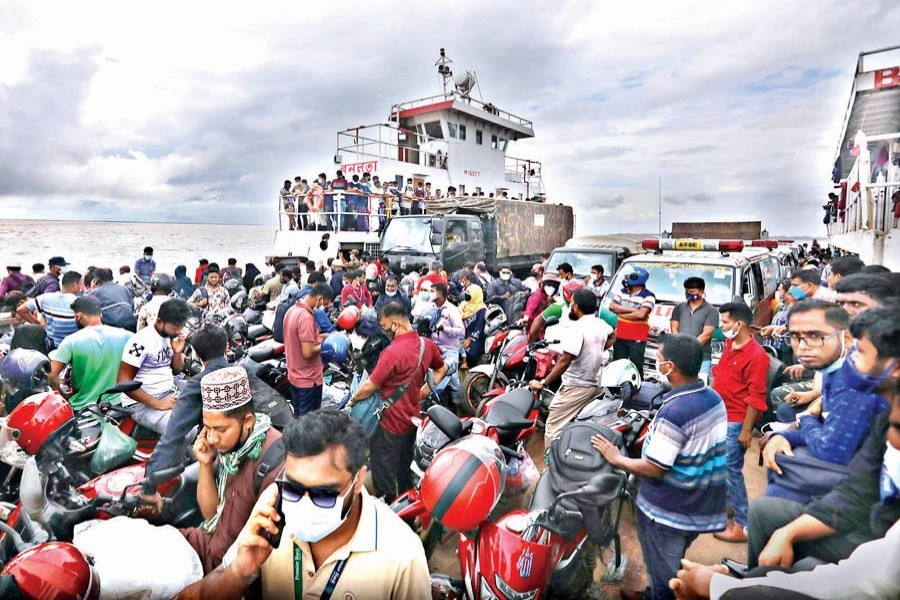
17, 270, 83, 350
0, 261, 34, 307
48, 296, 132, 411
38, 256, 69, 295
180, 366, 284, 574
135, 246, 156, 286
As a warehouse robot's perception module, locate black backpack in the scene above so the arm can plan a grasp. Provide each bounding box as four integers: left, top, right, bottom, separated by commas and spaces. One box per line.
253, 437, 286, 493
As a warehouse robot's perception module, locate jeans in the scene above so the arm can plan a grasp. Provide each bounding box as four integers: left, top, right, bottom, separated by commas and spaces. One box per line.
636, 508, 698, 600
130, 403, 172, 435
438, 348, 460, 401
699, 358, 712, 378
289, 383, 323, 416
370, 425, 416, 502
725, 422, 750, 527
613, 338, 646, 378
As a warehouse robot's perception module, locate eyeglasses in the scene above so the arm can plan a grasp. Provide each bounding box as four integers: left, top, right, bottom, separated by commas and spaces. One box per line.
787, 330, 843, 347
275, 473, 355, 509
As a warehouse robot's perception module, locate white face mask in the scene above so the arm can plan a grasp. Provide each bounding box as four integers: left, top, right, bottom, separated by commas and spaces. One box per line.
543, 285, 555, 297
500, 273, 511, 281
386, 290, 397, 297
882, 441, 900, 501
658, 361, 673, 385
282, 474, 357, 543
144, 255, 153, 261
419, 292, 432, 302
722, 323, 740, 340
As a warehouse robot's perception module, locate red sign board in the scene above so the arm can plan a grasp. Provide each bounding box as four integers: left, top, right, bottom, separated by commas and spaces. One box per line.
874, 67, 900, 90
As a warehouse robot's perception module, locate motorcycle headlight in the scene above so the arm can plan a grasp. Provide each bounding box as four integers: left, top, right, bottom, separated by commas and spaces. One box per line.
493, 574, 537, 600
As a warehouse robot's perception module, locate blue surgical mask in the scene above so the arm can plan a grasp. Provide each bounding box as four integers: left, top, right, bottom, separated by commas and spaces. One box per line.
789, 285, 807, 301
144, 255, 153, 261
841, 355, 896, 392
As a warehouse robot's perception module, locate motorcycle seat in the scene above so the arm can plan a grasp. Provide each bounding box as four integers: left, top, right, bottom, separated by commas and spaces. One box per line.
530, 474, 556, 512
247, 342, 284, 363
484, 388, 533, 426
247, 324, 270, 342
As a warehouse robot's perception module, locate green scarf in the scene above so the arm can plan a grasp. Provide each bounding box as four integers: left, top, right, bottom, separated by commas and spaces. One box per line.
200, 413, 272, 534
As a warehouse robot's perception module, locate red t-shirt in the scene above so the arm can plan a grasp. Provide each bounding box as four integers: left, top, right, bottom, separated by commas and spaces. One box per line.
283, 303, 322, 387
369, 331, 444, 434
340, 284, 373, 307
712, 337, 770, 422
414, 272, 448, 293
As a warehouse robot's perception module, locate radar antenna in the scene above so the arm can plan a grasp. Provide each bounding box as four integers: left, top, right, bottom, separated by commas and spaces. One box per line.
435, 48, 453, 95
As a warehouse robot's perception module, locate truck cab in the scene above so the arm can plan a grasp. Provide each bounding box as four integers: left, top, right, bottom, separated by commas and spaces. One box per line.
381, 214, 484, 274
546, 235, 645, 281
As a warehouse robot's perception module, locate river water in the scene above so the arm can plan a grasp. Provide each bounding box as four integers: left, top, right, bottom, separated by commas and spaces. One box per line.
0, 220, 275, 276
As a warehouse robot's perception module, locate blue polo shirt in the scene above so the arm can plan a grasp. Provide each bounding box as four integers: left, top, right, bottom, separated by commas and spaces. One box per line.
26, 292, 79, 347
636, 382, 728, 532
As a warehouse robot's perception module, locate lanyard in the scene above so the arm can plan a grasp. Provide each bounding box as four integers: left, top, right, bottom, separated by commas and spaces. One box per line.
293, 543, 348, 600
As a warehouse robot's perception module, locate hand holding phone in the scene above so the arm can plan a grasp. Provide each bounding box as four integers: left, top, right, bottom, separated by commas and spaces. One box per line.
263, 485, 286, 548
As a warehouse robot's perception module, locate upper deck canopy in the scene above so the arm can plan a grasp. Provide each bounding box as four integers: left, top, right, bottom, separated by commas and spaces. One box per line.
391, 92, 535, 141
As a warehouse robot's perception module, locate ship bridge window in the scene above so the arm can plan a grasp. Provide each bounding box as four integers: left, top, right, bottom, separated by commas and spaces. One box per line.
422, 121, 443, 139
476, 130, 483, 145
498, 138, 508, 151
458, 124, 467, 140
491, 134, 498, 149
448, 123, 458, 138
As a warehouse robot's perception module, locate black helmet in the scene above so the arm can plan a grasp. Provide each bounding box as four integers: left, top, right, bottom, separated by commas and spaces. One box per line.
359, 334, 390, 372
150, 273, 174, 295
224, 278, 243, 296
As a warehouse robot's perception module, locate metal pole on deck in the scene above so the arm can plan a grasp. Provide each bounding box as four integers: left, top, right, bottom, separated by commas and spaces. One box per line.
658, 177, 662, 238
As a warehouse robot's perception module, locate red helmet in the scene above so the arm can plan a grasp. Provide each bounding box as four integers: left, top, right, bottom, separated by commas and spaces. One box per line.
420, 435, 506, 531
6, 392, 75, 456
2, 542, 100, 600
336, 305, 360, 331
562, 279, 585, 303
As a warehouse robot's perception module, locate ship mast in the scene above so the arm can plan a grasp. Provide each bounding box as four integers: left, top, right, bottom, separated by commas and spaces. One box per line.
435, 48, 453, 96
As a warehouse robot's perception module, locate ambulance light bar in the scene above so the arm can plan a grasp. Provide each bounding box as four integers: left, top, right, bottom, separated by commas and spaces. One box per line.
750, 240, 779, 249
641, 239, 745, 252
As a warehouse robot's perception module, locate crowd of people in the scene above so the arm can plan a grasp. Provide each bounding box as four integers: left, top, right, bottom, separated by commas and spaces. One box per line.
1, 239, 899, 599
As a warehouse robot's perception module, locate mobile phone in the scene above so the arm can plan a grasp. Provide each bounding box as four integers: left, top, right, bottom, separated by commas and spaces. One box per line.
263, 487, 285, 548
749, 324, 762, 331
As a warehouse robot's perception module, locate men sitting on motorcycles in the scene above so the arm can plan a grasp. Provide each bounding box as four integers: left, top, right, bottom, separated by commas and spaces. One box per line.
374, 276, 412, 316
89, 267, 137, 331
486, 267, 526, 309
48, 295, 132, 411
348, 302, 446, 502
520, 273, 560, 339
283, 283, 337, 416
180, 366, 285, 575
117, 298, 191, 434
592, 334, 728, 600
142, 325, 231, 493
762, 304, 896, 502
189, 267, 231, 319
177, 410, 430, 599
529, 288, 615, 446
16, 270, 83, 350
137, 272, 175, 330
429, 282, 465, 403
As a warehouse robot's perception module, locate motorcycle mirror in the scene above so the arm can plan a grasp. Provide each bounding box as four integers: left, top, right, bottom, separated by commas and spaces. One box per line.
102, 380, 142, 396
426, 404, 464, 441
580, 472, 624, 497
144, 465, 185, 487
544, 316, 560, 327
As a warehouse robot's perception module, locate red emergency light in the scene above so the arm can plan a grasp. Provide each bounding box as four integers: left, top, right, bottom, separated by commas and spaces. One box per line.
778, 239, 795, 244
750, 240, 778, 249
641, 239, 745, 253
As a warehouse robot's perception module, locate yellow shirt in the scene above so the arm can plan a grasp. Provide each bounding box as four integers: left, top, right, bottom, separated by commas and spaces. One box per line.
259, 490, 430, 599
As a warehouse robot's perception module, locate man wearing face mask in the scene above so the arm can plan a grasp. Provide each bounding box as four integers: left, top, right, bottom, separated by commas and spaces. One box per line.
789, 268, 836, 303
670, 277, 719, 380
712, 301, 770, 543
177, 410, 430, 599
521, 274, 560, 339
486, 267, 526, 309
374, 276, 412, 315
430, 282, 465, 402
593, 334, 726, 600
522, 263, 544, 294
134, 246, 156, 286
179, 366, 284, 575
411, 279, 437, 321
47, 296, 131, 411
585, 264, 609, 300
530, 289, 615, 445
117, 298, 191, 434
283, 283, 337, 416
763, 305, 896, 500
37, 256, 69, 295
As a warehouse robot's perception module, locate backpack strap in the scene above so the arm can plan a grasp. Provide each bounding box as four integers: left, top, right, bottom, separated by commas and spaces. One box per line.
254, 437, 286, 494
375, 338, 426, 419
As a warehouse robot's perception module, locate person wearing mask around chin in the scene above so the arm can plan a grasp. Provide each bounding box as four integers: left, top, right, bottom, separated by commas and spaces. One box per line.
529, 289, 615, 446
175, 410, 430, 599
711, 301, 770, 543
593, 334, 727, 600
374, 276, 412, 316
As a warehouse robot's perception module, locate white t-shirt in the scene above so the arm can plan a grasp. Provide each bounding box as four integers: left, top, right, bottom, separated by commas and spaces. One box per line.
137, 295, 167, 330
120, 325, 175, 400
558, 316, 613, 388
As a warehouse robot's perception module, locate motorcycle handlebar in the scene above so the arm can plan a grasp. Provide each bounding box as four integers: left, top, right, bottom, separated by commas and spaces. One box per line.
499, 445, 525, 461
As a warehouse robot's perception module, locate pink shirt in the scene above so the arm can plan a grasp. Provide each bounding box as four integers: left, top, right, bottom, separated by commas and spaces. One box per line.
283, 303, 322, 387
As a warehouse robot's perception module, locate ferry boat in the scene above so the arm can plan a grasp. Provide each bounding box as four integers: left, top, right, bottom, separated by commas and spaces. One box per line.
826, 45, 900, 268
268, 49, 549, 265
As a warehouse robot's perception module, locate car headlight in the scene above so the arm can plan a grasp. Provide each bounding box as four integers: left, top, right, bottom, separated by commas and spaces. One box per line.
493, 574, 537, 600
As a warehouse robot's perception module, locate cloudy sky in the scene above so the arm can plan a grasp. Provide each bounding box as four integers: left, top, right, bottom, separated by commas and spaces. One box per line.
1, 0, 898, 236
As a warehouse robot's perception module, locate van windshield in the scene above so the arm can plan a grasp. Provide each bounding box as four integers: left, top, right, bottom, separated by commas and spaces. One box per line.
546, 250, 616, 278
623, 262, 736, 305
382, 217, 434, 254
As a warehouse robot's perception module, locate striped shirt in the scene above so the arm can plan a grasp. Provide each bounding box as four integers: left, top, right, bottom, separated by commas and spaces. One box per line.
612, 287, 655, 341
636, 382, 728, 532
26, 292, 78, 347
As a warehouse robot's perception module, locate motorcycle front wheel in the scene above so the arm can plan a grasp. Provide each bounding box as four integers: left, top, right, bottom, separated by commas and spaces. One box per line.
461, 371, 501, 417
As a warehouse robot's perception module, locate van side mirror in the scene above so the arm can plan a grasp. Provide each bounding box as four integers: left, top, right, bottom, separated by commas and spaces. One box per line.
430, 219, 444, 236
430, 233, 443, 246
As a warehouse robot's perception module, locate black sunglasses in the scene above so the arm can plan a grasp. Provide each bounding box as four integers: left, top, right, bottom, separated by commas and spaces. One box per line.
275, 474, 354, 509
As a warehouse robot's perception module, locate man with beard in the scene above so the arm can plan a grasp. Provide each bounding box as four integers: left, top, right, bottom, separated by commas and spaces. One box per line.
47, 296, 132, 411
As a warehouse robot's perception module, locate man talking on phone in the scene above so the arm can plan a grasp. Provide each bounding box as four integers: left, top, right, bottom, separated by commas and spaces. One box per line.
176, 409, 430, 599
179, 366, 285, 574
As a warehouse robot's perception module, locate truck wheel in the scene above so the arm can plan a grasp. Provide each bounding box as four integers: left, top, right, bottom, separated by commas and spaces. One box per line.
547, 540, 597, 599
462, 372, 497, 416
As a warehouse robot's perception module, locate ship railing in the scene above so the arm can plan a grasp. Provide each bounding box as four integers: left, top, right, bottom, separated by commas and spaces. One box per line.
504, 155, 545, 194
390, 92, 534, 129
827, 130, 899, 237
277, 190, 420, 234
336, 124, 449, 170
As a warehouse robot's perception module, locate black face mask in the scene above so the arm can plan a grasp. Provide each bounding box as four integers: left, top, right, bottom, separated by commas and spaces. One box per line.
462, 292, 472, 302
568, 311, 581, 321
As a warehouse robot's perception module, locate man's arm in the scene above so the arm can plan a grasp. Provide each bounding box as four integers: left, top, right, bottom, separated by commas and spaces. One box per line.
15, 300, 39, 325
531, 352, 573, 389
757, 514, 837, 568
669, 320, 680, 334
171, 335, 185, 374
117, 362, 175, 411
48, 360, 73, 399
697, 325, 716, 346
593, 433, 666, 478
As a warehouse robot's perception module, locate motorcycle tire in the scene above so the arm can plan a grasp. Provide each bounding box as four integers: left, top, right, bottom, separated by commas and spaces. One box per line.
463, 371, 500, 417
547, 540, 597, 600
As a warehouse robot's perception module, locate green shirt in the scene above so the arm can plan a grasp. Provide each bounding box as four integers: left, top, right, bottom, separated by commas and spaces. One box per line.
50, 325, 133, 410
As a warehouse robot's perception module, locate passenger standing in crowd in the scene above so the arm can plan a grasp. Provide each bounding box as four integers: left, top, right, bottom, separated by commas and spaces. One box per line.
826, 255, 864, 289
790, 268, 837, 302
290, 176, 307, 230
280, 179, 296, 230
609, 266, 655, 377
0, 261, 34, 307
669, 277, 719, 379
328, 259, 346, 297
38, 256, 69, 294
134, 247, 156, 286
32, 263, 46, 285
415, 260, 447, 293
522, 263, 544, 293
340, 269, 373, 308
89, 267, 138, 331
712, 301, 769, 543
260, 263, 286, 304
430, 282, 465, 401
834, 272, 897, 316
348, 303, 446, 501
374, 276, 411, 315
17, 270, 83, 350
222, 258, 242, 283
585, 264, 609, 301
486, 267, 526, 309
194, 259, 209, 285
531, 289, 614, 445
593, 334, 727, 600
283, 283, 336, 416
556, 262, 574, 281
459, 273, 487, 368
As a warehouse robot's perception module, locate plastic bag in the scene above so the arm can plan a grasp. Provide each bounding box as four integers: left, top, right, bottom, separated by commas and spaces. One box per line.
505, 451, 540, 494
89, 419, 137, 475
74, 516, 203, 599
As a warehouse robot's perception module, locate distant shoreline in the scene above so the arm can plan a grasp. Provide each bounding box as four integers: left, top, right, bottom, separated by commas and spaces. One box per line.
0, 218, 268, 227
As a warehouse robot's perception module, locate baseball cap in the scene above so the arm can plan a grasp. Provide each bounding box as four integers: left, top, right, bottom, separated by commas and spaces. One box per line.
6, 260, 21, 268
48, 256, 69, 267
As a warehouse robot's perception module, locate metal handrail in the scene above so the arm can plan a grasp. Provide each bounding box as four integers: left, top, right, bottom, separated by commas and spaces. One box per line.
277, 191, 413, 234
336, 124, 450, 169
390, 92, 534, 128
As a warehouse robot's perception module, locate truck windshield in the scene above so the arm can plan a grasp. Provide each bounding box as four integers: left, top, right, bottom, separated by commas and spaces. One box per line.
382, 218, 434, 254
623, 262, 735, 306
546, 250, 615, 278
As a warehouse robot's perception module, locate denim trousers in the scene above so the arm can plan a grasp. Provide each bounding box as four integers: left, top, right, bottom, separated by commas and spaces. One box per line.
725, 421, 750, 527
289, 383, 323, 416
636, 508, 698, 600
